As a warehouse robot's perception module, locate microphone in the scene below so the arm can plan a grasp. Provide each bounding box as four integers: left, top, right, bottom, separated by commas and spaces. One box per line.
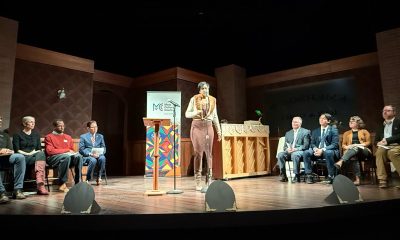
167, 99, 180, 107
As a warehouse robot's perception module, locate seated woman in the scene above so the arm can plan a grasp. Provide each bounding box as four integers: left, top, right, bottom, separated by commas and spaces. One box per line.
12, 116, 48, 195
334, 116, 372, 186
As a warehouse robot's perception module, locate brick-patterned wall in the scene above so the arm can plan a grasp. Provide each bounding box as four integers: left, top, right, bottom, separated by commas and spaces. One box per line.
376, 28, 400, 111
0, 17, 18, 129
9, 59, 93, 137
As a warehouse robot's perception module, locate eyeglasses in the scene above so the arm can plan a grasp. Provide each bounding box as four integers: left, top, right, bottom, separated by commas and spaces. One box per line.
382, 109, 394, 113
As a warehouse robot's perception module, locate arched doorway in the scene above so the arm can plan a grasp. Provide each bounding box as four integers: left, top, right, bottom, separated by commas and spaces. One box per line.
92, 90, 124, 176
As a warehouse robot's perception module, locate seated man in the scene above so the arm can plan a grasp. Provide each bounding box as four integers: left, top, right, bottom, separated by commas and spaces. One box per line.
375, 105, 400, 188
303, 113, 340, 184
277, 116, 310, 183
0, 116, 26, 203
45, 119, 83, 193
79, 120, 106, 185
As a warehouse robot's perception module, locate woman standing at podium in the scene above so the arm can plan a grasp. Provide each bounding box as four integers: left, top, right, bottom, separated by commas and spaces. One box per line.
185, 81, 222, 191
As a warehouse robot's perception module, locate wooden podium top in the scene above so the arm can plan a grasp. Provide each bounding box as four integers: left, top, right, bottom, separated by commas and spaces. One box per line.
221, 123, 269, 137
143, 118, 171, 127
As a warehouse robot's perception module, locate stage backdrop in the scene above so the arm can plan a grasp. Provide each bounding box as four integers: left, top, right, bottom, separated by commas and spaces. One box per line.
263, 77, 357, 136
145, 91, 181, 177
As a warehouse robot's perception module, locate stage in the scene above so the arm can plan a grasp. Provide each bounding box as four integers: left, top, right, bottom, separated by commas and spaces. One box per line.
1, 175, 400, 233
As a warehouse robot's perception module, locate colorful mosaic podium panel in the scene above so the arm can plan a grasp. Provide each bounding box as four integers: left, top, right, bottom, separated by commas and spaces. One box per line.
145, 125, 181, 177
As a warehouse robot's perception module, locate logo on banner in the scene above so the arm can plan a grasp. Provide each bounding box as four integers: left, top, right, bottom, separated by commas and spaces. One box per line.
153, 103, 164, 111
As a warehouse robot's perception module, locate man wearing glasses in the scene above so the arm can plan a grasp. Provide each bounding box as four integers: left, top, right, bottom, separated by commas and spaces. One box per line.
79, 120, 106, 185
375, 105, 400, 188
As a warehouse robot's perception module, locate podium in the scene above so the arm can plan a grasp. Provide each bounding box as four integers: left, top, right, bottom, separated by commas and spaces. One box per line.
213, 123, 270, 180
143, 118, 171, 196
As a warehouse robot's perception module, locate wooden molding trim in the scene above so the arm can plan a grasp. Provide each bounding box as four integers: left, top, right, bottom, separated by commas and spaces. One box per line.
176, 67, 216, 85
16, 44, 94, 73
131, 68, 177, 88
247, 52, 379, 88
94, 69, 133, 87
131, 67, 216, 88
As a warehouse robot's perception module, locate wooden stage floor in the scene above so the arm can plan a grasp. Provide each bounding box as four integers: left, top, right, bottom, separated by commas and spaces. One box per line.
1, 175, 400, 233
1, 175, 400, 215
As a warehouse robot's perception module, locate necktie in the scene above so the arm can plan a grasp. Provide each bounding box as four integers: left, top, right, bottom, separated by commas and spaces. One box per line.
319, 129, 326, 148
292, 130, 297, 148
91, 135, 95, 145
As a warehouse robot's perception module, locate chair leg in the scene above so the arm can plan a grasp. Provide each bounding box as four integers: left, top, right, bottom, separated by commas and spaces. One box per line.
287, 160, 292, 180
104, 169, 108, 185
45, 170, 50, 192
371, 166, 377, 185
101, 163, 108, 185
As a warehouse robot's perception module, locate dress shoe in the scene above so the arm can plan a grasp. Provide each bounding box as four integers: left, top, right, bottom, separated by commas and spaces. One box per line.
306, 175, 315, 184
279, 174, 288, 182
291, 174, 301, 183
96, 177, 102, 186
0, 192, 10, 204
58, 183, 69, 193
322, 176, 334, 184
379, 181, 388, 188
353, 180, 360, 186
12, 189, 26, 199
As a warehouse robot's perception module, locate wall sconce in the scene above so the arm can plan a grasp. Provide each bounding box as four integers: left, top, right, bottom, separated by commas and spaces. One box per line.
57, 88, 66, 99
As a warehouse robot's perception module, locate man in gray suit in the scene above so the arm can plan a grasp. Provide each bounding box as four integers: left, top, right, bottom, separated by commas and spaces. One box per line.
277, 117, 310, 183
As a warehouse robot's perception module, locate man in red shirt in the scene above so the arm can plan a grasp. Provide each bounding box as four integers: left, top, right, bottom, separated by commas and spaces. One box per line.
45, 119, 83, 192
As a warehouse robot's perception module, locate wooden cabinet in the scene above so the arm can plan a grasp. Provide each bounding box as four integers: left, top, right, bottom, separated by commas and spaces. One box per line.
213, 124, 271, 180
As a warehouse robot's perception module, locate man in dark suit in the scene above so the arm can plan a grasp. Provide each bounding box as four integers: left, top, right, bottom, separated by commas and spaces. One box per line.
375, 105, 400, 188
79, 120, 106, 185
277, 117, 310, 183
303, 113, 340, 184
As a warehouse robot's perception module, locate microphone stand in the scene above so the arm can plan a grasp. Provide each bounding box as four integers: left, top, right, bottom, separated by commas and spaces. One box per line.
167, 102, 183, 194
